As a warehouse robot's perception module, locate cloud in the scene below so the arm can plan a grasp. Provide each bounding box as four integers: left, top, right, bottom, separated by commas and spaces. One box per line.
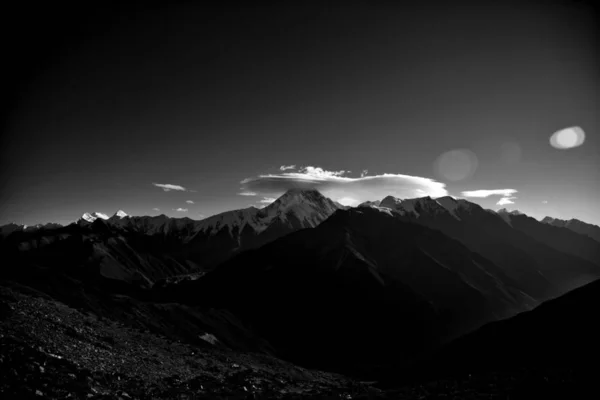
461, 189, 517, 198
280, 165, 296, 171
337, 197, 360, 206
152, 183, 188, 192
186, 200, 194, 204
238, 191, 257, 196
497, 197, 517, 206
197, 214, 206, 220
461, 188, 519, 207
258, 197, 277, 204
542, 200, 548, 204
240, 165, 448, 204
360, 169, 368, 178
174, 208, 188, 212
152, 208, 160, 211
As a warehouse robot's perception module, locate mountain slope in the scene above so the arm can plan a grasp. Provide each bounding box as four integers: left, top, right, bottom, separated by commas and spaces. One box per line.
362, 196, 600, 301
501, 211, 600, 266
542, 216, 600, 243
165, 207, 535, 377
176, 189, 340, 270
409, 277, 600, 398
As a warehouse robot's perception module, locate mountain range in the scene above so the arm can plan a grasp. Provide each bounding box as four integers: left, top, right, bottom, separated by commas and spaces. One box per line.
0, 190, 341, 286
542, 216, 600, 243
2, 188, 600, 390
3, 189, 599, 295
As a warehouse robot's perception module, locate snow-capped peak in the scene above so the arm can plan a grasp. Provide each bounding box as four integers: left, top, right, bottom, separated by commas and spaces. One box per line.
196, 189, 339, 238
377, 195, 468, 220
113, 210, 128, 218
265, 189, 325, 210
81, 212, 110, 223
259, 189, 339, 219
379, 196, 421, 217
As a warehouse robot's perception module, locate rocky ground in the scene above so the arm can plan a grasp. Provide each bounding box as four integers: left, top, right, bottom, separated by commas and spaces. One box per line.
0, 283, 379, 399
1, 281, 592, 399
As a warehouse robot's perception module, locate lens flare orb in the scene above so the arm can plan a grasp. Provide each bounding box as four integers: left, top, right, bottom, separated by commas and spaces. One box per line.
434, 148, 479, 182
550, 126, 585, 150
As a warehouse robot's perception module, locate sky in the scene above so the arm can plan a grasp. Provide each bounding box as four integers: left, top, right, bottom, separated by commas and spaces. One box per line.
1, 0, 598, 226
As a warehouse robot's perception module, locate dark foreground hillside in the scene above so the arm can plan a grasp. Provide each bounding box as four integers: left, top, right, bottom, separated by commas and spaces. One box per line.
3, 204, 600, 398
0, 282, 378, 399
3, 274, 600, 399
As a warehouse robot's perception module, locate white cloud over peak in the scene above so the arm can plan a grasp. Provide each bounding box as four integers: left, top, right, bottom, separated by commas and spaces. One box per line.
279, 165, 296, 171
238, 191, 257, 196
461, 189, 517, 198
240, 165, 448, 204
174, 208, 188, 212
461, 188, 518, 207
186, 200, 194, 204
337, 197, 360, 207
152, 183, 188, 192
152, 208, 160, 211
258, 197, 277, 204
497, 196, 517, 206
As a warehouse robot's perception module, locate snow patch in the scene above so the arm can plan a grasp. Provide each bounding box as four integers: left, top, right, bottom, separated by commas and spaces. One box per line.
114, 210, 128, 218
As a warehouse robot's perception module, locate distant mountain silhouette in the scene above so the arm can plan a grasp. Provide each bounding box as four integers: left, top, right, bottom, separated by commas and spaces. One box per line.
502, 211, 600, 266
0, 222, 62, 237
362, 196, 600, 300
1, 189, 341, 286
542, 216, 600, 244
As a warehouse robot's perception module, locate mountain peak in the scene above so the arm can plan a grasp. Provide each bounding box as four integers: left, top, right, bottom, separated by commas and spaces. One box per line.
265, 188, 329, 210
113, 210, 128, 218
497, 208, 523, 216
280, 188, 322, 199
81, 212, 110, 223
380, 195, 402, 204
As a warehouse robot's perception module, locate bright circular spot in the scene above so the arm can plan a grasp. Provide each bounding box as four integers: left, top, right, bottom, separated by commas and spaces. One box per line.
556, 130, 578, 147
550, 126, 585, 149
434, 148, 479, 182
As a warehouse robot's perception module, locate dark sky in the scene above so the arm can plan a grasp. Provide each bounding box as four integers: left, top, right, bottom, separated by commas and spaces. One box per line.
1, 0, 598, 225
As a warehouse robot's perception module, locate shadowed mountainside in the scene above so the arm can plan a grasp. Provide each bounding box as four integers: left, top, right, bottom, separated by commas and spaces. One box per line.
542, 216, 600, 243
364, 196, 600, 300
163, 207, 537, 378
392, 277, 600, 398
